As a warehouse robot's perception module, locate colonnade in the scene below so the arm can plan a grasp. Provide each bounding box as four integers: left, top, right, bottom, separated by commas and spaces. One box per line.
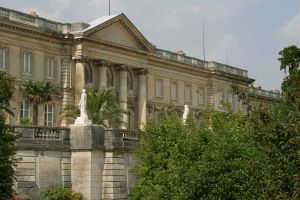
72, 56, 147, 129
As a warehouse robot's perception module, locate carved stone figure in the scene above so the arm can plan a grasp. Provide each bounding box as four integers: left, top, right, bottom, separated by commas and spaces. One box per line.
74, 89, 92, 125
182, 105, 189, 124
79, 89, 87, 117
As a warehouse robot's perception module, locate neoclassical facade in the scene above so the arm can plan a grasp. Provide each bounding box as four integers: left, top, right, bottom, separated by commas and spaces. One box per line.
0, 7, 281, 129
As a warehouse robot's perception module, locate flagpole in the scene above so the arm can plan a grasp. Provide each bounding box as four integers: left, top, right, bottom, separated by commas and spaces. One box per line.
202, 17, 206, 67
109, 0, 111, 16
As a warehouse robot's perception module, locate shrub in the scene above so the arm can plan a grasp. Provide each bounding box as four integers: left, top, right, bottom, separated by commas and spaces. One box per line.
19, 118, 32, 125
43, 186, 84, 200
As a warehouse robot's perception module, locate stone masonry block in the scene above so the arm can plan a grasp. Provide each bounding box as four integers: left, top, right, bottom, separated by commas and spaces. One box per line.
104, 164, 125, 170
17, 175, 35, 182
103, 169, 126, 176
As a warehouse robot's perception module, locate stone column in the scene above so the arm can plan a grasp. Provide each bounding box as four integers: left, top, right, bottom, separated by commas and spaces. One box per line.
72, 55, 88, 105
118, 64, 128, 129
137, 68, 148, 130
96, 59, 109, 90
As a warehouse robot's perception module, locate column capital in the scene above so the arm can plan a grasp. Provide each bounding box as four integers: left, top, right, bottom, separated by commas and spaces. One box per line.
72, 54, 89, 63
136, 68, 148, 75
95, 59, 110, 67
116, 64, 129, 71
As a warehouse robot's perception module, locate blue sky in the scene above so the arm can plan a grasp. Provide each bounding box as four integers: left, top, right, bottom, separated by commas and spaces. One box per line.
2, 0, 300, 90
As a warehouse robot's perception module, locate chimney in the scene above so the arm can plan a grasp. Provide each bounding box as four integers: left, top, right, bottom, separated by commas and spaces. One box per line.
29, 11, 38, 17
174, 50, 186, 56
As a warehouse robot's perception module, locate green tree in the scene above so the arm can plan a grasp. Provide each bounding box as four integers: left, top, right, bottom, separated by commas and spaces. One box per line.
61, 88, 127, 127
247, 45, 300, 199
22, 80, 54, 125
130, 111, 270, 200
0, 71, 19, 199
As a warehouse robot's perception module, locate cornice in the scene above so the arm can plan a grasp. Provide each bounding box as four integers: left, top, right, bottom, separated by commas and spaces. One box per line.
0, 19, 70, 44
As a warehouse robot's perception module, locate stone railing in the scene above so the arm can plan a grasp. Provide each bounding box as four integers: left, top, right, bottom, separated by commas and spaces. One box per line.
104, 129, 140, 151
156, 49, 207, 67
0, 6, 71, 33
207, 61, 248, 78
248, 88, 282, 100
10, 125, 70, 149
155, 49, 248, 78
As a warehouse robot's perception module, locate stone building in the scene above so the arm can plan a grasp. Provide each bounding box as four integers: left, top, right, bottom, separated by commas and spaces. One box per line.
0, 6, 281, 129
0, 6, 282, 199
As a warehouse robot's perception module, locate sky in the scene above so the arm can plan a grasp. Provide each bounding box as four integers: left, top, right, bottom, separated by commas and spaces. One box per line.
1, 0, 300, 90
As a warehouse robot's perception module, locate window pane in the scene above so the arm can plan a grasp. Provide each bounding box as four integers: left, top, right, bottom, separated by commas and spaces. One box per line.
217, 91, 224, 107
171, 82, 177, 100
44, 104, 53, 126
185, 84, 191, 102
20, 101, 30, 118
155, 79, 162, 97
47, 57, 55, 78
0, 48, 3, 68
198, 88, 204, 105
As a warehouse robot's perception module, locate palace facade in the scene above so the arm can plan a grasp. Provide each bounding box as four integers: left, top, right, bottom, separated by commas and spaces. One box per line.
0, 7, 281, 129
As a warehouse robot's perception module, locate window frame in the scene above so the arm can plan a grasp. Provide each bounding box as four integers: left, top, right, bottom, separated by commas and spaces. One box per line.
21, 50, 33, 75
44, 104, 54, 127
184, 83, 192, 103
20, 101, 30, 119
155, 78, 163, 98
197, 87, 205, 106
170, 81, 177, 101
216, 89, 225, 108
0, 45, 8, 70
45, 55, 57, 80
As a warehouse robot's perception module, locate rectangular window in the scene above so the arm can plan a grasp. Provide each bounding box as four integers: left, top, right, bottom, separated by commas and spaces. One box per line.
228, 92, 233, 104
20, 101, 30, 119
46, 56, 56, 79
155, 79, 162, 98
0, 47, 7, 69
198, 87, 205, 106
22, 51, 33, 74
170, 81, 177, 100
184, 84, 191, 102
217, 90, 224, 108
44, 104, 54, 126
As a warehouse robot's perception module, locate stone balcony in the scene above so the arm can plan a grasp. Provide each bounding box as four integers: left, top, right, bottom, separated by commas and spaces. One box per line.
11, 125, 140, 151
0, 6, 71, 33
10, 125, 71, 150
155, 49, 248, 78
248, 88, 282, 100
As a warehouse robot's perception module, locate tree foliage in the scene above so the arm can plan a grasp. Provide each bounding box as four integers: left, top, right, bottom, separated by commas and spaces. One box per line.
0, 72, 18, 199
130, 46, 300, 200
246, 45, 300, 199
130, 112, 271, 200
61, 89, 127, 127
22, 80, 54, 125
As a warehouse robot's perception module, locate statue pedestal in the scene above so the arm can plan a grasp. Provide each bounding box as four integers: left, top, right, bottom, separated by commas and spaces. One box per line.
74, 116, 92, 125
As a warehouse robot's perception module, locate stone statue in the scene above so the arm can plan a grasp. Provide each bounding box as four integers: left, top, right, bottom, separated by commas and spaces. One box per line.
79, 89, 88, 117
182, 105, 189, 124
74, 89, 92, 125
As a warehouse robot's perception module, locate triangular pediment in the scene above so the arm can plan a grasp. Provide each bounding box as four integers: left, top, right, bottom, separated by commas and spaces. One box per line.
79, 14, 154, 52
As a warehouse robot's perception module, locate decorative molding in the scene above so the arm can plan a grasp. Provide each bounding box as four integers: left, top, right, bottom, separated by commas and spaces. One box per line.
95, 59, 110, 67
136, 68, 148, 75
71, 55, 88, 63
116, 64, 129, 71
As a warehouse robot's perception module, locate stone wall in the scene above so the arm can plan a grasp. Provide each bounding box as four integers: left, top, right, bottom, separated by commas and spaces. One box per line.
13, 125, 139, 200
